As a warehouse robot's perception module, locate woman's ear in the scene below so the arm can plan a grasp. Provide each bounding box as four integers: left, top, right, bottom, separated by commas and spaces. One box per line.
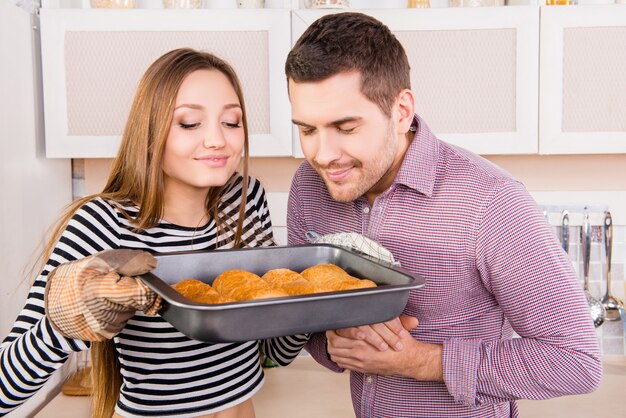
394, 89, 415, 134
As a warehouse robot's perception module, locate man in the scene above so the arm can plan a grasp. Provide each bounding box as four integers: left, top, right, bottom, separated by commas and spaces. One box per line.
285, 12, 602, 418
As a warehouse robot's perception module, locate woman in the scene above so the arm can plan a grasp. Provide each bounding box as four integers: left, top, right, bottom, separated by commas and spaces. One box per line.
0, 48, 308, 418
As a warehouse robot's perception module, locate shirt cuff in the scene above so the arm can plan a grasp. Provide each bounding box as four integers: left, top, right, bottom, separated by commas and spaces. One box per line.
304, 332, 344, 373
443, 338, 481, 406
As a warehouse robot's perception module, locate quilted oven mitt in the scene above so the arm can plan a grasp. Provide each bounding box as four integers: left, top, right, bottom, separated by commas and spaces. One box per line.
306, 232, 399, 267
44, 249, 162, 342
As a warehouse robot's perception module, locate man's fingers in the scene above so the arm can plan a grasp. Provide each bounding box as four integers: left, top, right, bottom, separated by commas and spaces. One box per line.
399, 314, 419, 331
331, 316, 418, 352
335, 326, 367, 341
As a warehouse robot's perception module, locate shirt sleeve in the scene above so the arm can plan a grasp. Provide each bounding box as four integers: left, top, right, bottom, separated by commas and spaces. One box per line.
286, 168, 309, 246
442, 180, 602, 406
0, 199, 120, 415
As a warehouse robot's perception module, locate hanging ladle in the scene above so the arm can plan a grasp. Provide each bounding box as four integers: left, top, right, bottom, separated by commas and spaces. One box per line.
601, 211, 623, 321
561, 209, 569, 254
582, 212, 605, 328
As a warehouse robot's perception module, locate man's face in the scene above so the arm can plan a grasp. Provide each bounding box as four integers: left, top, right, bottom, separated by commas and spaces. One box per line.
289, 71, 407, 203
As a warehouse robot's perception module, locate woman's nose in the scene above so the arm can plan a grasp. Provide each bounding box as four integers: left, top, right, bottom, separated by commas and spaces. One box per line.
202, 124, 226, 149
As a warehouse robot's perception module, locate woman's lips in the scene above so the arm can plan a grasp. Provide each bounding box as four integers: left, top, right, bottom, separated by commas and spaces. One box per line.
196, 156, 228, 168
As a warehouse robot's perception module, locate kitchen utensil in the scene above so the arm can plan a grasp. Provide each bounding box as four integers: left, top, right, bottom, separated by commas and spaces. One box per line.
601, 211, 623, 321
139, 244, 425, 343
61, 367, 92, 396
582, 213, 606, 327
561, 209, 570, 254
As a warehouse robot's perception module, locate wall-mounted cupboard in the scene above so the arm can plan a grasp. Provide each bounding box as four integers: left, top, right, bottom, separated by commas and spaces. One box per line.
40, 8, 293, 157
38, 5, 626, 158
539, 6, 626, 154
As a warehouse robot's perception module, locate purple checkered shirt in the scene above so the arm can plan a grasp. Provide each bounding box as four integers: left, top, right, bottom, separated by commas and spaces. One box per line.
287, 115, 602, 418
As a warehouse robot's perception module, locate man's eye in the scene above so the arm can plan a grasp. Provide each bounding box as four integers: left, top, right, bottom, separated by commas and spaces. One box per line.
300, 128, 315, 136
179, 122, 200, 129
338, 127, 356, 134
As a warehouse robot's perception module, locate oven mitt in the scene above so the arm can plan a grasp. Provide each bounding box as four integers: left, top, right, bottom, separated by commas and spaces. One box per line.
44, 249, 162, 342
306, 232, 399, 267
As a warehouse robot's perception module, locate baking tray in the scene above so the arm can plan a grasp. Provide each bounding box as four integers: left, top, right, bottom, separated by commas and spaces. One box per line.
139, 244, 425, 343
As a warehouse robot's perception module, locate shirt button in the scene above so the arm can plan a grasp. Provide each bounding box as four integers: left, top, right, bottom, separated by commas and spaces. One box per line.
363, 207, 370, 214
365, 376, 374, 384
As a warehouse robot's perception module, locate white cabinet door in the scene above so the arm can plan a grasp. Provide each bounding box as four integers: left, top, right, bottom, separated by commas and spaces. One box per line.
291, 7, 540, 157
40, 8, 293, 158
539, 5, 626, 154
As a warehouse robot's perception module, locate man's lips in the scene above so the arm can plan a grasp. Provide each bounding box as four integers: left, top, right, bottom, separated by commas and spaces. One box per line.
324, 167, 353, 182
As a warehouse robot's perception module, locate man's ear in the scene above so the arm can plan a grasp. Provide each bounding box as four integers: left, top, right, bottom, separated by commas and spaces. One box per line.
394, 89, 415, 134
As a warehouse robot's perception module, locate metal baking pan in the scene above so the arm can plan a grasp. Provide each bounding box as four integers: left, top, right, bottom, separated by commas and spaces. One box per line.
139, 244, 425, 343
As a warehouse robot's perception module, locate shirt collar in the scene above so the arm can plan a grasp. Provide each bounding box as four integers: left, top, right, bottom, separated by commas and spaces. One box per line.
394, 114, 438, 197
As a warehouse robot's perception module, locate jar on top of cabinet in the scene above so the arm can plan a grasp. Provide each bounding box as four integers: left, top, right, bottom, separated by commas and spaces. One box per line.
163, 0, 204, 7
90, 0, 136, 8
305, 0, 350, 8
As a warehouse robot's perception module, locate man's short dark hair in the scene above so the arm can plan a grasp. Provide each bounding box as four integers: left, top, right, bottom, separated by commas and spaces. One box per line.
285, 12, 411, 117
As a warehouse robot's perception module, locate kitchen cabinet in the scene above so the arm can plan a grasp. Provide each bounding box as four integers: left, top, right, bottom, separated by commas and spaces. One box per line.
38, 5, 626, 158
539, 5, 626, 154
292, 6, 540, 156
39, 8, 293, 158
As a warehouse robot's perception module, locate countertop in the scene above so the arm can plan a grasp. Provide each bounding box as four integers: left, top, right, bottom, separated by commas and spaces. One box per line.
35, 355, 625, 417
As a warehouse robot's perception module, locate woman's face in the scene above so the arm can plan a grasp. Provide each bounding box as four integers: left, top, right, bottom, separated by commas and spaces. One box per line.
162, 69, 245, 195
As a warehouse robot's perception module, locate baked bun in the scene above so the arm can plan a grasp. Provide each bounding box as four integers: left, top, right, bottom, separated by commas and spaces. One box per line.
172, 279, 232, 304
173, 264, 376, 304
300, 264, 377, 292
262, 268, 322, 296
262, 268, 304, 287
213, 269, 289, 301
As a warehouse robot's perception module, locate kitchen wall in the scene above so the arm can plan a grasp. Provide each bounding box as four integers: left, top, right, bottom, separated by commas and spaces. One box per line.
82, 155, 626, 354
0, 1, 75, 416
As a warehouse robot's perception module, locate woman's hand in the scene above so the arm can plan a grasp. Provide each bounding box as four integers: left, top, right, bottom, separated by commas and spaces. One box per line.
45, 249, 161, 341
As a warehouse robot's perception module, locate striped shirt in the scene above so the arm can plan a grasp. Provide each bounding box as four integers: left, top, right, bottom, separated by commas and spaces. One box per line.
287, 115, 602, 418
0, 175, 308, 417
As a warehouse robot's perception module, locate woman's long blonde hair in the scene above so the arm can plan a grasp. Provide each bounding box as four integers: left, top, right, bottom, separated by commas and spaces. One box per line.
40, 48, 251, 418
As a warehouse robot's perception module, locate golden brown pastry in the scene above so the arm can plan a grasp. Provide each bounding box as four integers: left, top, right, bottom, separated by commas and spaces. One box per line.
173, 264, 376, 304
213, 269, 289, 301
300, 264, 377, 292
281, 280, 322, 296
262, 268, 304, 287
172, 279, 232, 304
261, 268, 323, 296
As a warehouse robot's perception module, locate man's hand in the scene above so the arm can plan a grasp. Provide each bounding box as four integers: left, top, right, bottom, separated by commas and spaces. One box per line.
326, 315, 443, 381
334, 315, 419, 351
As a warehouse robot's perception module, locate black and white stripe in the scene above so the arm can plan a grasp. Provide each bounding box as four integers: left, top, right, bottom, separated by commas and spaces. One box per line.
0, 175, 307, 417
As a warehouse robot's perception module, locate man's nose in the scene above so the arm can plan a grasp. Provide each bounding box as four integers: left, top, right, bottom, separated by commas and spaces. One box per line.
314, 131, 342, 166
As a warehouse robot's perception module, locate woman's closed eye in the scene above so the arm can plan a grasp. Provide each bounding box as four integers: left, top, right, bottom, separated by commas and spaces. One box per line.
179, 122, 200, 130
222, 121, 242, 129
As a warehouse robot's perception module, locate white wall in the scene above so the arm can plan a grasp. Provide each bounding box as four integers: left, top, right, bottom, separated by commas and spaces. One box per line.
0, 1, 74, 416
